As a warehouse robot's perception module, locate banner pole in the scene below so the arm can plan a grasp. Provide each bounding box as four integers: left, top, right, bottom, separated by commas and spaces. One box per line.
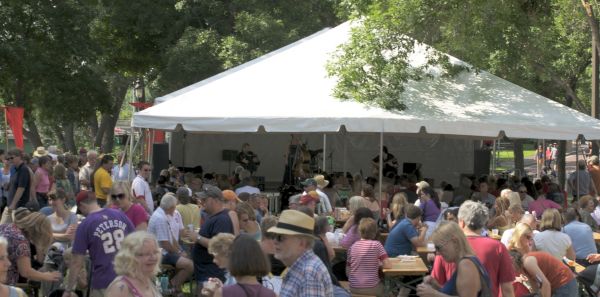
3, 107, 8, 151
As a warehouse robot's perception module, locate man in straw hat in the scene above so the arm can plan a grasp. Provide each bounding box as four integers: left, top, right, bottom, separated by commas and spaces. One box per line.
268, 209, 333, 297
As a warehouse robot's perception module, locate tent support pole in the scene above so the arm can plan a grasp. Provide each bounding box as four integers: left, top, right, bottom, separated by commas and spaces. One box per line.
128, 127, 135, 182
343, 134, 347, 175
323, 134, 327, 173
576, 138, 580, 199
491, 140, 496, 175
379, 131, 383, 211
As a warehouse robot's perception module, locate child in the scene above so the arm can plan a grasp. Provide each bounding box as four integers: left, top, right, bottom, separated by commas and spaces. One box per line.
346, 217, 391, 296
49, 248, 87, 297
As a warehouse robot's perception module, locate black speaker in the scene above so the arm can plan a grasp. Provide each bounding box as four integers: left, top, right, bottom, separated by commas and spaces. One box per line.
222, 150, 238, 161
152, 143, 170, 183
473, 149, 491, 177
402, 163, 418, 174
254, 176, 265, 191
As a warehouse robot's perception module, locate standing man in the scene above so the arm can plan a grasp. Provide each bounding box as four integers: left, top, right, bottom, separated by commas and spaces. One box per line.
192, 187, 234, 294
431, 201, 515, 297
268, 210, 333, 297
132, 161, 154, 213
1, 149, 30, 224
235, 143, 260, 174
78, 150, 97, 191
111, 152, 129, 182
93, 154, 114, 207
568, 159, 596, 201
62, 191, 135, 297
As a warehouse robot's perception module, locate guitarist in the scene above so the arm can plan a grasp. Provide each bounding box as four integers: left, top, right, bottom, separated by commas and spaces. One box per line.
236, 143, 260, 174
371, 145, 399, 178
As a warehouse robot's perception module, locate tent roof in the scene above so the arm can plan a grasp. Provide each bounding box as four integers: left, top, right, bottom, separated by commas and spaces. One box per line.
134, 22, 600, 140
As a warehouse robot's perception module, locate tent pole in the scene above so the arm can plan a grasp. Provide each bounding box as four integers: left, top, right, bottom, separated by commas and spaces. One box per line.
576, 138, 580, 200
491, 139, 496, 175
379, 131, 383, 212
343, 132, 347, 175
323, 134, 327, 173
128, 127, 135, 182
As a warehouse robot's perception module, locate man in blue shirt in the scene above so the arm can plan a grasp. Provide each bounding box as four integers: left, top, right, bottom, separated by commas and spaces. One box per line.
192, 186, 234, 292
563, 207, 597, 266
385, 204, 428, 257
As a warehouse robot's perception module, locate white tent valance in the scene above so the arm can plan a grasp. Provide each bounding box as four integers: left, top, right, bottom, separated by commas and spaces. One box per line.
135, 22, 600, 140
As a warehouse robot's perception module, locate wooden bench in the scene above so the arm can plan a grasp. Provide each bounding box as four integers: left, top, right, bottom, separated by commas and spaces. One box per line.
338, 281, 377, 297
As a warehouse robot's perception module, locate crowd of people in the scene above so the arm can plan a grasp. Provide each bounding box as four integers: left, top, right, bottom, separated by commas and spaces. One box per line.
2, 143, 600, 297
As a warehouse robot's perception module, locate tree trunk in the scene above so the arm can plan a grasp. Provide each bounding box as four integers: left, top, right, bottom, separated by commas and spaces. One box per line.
53, 126, 66, 150
64, 123, 76, 153
582, 0, 600, 54
513, 139, 524, 179
98, 75, 129, 153
558, 140, 567, 190
23, 116, 43, 148
88, 114, 99, 145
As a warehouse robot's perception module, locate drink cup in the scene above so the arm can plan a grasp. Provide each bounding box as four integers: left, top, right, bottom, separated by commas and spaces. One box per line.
427, 243, 435, 251
492, 229, 499, 236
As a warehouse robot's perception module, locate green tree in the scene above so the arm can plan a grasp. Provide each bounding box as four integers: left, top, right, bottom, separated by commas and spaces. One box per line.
328, 0, 592, 179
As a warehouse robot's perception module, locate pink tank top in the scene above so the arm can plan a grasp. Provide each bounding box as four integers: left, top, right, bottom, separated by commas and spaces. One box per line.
35, 168, 50, 193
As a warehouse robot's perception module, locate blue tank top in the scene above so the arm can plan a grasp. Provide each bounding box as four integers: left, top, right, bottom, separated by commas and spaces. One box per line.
440, 256, 491, 297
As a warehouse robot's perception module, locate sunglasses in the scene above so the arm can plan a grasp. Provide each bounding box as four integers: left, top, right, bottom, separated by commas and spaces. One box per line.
274, 234, 287, 242
6, 157, 13, 161
111, 193, 126, 200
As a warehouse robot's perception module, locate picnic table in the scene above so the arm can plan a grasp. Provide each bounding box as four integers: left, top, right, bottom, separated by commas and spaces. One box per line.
383, 257, 429, 295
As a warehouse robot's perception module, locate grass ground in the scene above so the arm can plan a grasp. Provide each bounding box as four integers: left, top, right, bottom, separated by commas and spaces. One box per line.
497, 149, 536, 160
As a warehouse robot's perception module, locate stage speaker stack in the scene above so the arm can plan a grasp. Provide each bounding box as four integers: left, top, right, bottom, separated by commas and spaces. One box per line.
152, 143, 169, 183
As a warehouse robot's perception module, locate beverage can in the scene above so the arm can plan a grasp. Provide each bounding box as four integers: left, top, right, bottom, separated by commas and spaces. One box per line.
160, 275, 169, 293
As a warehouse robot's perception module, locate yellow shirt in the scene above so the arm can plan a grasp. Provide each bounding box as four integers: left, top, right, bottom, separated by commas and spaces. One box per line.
94, 167, 112, 200
176, 203, 200, 230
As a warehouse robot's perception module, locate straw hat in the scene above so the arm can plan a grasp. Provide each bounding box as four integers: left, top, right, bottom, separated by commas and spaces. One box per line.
33, 146, 47, 157
267, 210, 315, 237
313, 175, 329, 188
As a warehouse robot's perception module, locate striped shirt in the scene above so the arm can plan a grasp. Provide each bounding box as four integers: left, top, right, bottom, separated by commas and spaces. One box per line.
347, 239, 388, 288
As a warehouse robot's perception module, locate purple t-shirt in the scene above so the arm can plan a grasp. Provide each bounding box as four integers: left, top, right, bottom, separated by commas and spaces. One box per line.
340, 224, 360, 249
419, 199, 440, 222
124, 204, 149, 228
222, 284, 276, 297
72, 208, 135, 289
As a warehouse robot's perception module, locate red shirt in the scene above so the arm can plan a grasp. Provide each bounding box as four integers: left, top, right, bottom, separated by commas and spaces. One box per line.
431, 236, 516, 297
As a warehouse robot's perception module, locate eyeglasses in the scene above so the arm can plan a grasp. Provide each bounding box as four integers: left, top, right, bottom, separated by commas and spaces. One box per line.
6, 157, 13, 161
111, 193, 126, 200
274, 234, 288, 242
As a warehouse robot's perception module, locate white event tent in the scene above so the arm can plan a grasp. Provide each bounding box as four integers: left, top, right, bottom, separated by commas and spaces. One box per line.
132, 21, 600, 186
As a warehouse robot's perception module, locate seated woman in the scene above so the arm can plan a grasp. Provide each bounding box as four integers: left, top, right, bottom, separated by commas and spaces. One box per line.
341, 196, 367, 233
340, 207, 374, 249
507, 223, 537, 296
236, 202, 261, 240
0, 236, 26, 297
579, 195, 599, 231
386, 192, 408, 229
487, 197, 511, 234
105, 231, 162, 297
533, 209, 575, 260
208, 233, 236, 285
347, 218, 391, 296
361, 184, 380, 221
0, 209, 61, 285
509, 250, 577, 297
47, 188, 78, 249
109, 181, 149, 231
417, 221, 491, 297
202, 234, 276, 297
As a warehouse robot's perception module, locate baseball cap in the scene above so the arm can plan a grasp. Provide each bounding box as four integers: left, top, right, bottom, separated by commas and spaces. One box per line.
222, 190, 241, 202
76, 190, 95, 206
301, 178, 317, 187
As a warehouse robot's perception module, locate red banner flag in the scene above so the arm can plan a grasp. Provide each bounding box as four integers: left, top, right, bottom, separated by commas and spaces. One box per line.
5, 107, 24, 149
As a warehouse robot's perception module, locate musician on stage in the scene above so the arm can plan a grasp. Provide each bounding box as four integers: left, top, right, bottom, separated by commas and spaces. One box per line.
236, 143, 260, 174
371, 146, 399, 178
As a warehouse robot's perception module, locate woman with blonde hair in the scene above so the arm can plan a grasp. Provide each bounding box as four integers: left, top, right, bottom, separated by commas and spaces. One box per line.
533, 208, 575, 260
386, 192, 408, 228
417, 221, 491, 297
507, 223, 535, 253
487, 196, 511, 233
0, 209, 60, 285
109, 181, 149, 231
105, 231, 162, 297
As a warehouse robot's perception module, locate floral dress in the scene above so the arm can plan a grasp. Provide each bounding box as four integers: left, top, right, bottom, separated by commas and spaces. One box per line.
0, 224, 30, 285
